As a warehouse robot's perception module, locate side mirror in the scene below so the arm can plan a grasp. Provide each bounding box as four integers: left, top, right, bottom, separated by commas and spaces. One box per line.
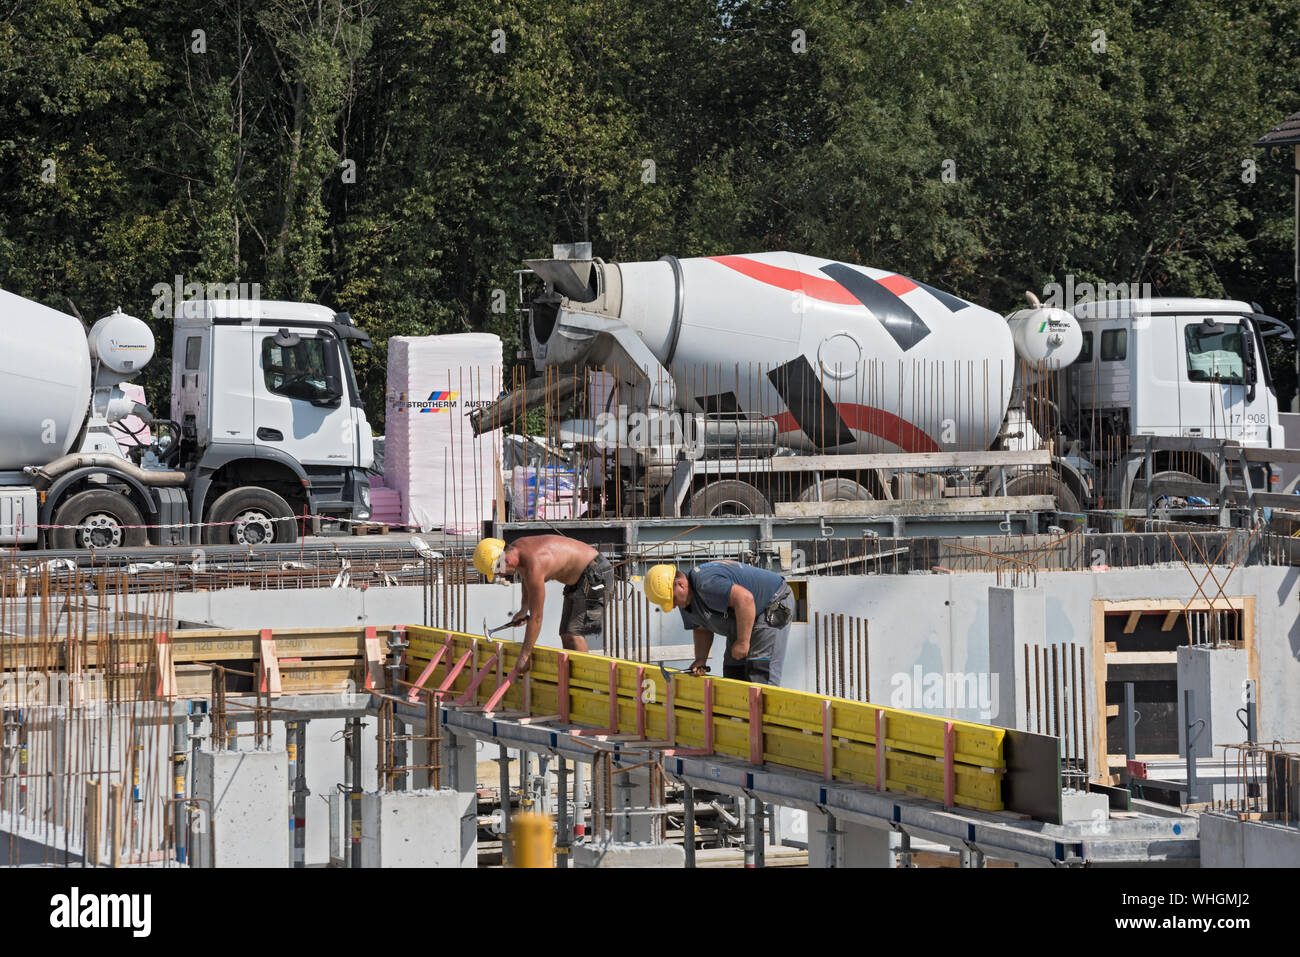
1240, 322, 1257, 401
314, 338, 345, 406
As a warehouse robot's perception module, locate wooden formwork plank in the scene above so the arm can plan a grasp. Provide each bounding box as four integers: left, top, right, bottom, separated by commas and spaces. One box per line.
0, 627, 397, 669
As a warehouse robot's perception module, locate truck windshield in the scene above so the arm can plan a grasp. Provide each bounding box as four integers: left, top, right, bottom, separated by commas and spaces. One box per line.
262, 336, 333, 402
1185, 323, 1244, 384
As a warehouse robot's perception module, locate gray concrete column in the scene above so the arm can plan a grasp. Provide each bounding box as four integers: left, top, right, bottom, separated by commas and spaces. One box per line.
620, 767, 656, 843
193, 748, 289, 868
360, 790, 465, 867
988, 586, 1045, 730
445, 728, 479, 868
1177, 645, 1249, 757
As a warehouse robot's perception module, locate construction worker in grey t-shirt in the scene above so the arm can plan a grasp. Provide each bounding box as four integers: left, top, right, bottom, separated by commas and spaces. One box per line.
643, 560, 794, 686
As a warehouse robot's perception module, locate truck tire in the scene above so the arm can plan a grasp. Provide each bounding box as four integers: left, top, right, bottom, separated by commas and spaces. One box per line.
1144, 470, 1202, 509
798, 478, 874, 503
1003, 472, 1082, 513
50, 489, 148, 549
686, 480, 772, 517
203, 487, 299, 546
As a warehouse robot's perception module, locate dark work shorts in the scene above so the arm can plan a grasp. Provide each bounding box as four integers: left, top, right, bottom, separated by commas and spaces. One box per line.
559, 554, 614, 649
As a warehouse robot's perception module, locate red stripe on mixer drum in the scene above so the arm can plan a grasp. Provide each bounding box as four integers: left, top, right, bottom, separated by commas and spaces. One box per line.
771, 404, 941, 453
874, 274, 917, 296
712, 255, 920, 307
711, 256, 861, 306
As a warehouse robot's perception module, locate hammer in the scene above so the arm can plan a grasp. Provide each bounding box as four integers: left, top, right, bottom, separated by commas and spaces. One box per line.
485, 612, 529, 637
659, 661, 710, 685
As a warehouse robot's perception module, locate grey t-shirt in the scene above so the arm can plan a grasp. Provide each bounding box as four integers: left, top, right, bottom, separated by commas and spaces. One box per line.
680, 561, 784, 633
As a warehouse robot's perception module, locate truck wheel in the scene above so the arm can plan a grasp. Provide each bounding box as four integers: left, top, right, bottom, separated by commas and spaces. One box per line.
686, 480, 772, 517
1143, 470, 1201, 509
1003, 472, 1082, 513
798, 478, 874, 503
203, 488, 299, 546
50, 489, 148, 549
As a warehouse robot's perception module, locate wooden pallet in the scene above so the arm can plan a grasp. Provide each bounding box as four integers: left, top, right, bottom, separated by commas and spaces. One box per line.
351, 522, 389, 536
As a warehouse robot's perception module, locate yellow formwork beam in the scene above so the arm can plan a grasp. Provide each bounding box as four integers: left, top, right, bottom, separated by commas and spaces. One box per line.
405, 626, 1006, 812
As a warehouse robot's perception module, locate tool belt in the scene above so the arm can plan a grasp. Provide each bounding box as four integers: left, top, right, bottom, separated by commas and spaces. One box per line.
565, 554, 611, 598
762, 590, 792, 629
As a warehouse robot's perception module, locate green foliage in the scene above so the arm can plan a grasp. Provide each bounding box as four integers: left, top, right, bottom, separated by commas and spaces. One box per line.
1, 0, 1298, 420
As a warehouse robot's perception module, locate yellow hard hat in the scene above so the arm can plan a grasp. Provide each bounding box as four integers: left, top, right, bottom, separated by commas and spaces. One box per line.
644, 564, 678, 613
473, 538, 507, 582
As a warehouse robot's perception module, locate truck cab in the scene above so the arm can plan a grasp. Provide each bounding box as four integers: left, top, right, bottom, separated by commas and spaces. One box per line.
1065, 297, 1284, 501
172, 299, 375, 543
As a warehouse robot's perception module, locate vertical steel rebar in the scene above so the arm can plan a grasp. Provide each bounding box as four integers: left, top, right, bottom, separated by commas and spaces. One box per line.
1185, 690, 1202, 805
1124, 681, 1137, 761
814, 613, 821, 695
837, 614, 845, 699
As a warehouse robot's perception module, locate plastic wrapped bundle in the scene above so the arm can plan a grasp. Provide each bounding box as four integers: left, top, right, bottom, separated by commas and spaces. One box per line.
511, 466, 580, 520
385, 334, 503, 532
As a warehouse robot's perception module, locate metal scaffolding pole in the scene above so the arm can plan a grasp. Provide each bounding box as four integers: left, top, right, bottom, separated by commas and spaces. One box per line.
349, 717, 363, 868
573, 759, 585, 843
498, 745, 512, 865
286, 720, 299, 867
897, 829, 913, 868
555, 758, 570, 869
172, 712, 187, 865
387, 630, 408, 791
823, 812, 840, 869
293, 721, 309, 868
682, 783, 696, 868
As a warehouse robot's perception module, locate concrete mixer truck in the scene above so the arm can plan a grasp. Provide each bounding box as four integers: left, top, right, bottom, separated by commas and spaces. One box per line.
471, 245, 1291, 519
0, 289, 375, 549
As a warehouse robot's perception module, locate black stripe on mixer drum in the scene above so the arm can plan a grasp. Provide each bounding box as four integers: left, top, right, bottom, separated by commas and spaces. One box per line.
910, 279, 973, 313
695, 391, 740, 414
767, 356, 856, 449
820, 262, 931, 351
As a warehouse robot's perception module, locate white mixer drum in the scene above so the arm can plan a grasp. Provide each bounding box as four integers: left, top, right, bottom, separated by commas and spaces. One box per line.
0, 289, 92, 470
609, 252, 1016, 453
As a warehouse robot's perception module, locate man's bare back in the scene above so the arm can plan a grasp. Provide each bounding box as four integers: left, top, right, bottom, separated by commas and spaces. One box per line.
495, 535, 608, 670
507, 535, 598, 586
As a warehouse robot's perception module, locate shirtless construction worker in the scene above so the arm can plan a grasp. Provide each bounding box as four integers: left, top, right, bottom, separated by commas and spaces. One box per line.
472, 534, 614, 672
643, 560, 794, 686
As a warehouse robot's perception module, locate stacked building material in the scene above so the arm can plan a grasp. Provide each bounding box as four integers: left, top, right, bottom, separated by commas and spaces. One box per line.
385, 334, 502, 531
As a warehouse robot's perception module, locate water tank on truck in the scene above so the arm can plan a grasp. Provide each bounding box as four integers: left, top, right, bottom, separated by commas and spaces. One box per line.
1005, 302, 1082, 370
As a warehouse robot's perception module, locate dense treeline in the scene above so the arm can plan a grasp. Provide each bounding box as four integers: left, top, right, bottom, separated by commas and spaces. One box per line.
1, 0, 1297, 426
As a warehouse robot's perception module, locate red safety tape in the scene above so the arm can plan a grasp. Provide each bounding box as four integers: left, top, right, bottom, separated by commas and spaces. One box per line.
0, 512, 426, 534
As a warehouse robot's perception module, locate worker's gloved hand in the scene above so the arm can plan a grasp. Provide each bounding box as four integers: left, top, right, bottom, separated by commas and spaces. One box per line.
688, 659, 709, 676
508, 610, 529, 627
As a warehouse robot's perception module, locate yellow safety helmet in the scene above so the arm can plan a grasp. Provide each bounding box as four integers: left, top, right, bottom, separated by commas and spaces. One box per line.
473, 538, 507, 582
644, 563, 678, 613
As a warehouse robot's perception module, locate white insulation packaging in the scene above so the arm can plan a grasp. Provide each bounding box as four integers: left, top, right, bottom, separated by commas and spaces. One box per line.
384, 334, 502, 532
